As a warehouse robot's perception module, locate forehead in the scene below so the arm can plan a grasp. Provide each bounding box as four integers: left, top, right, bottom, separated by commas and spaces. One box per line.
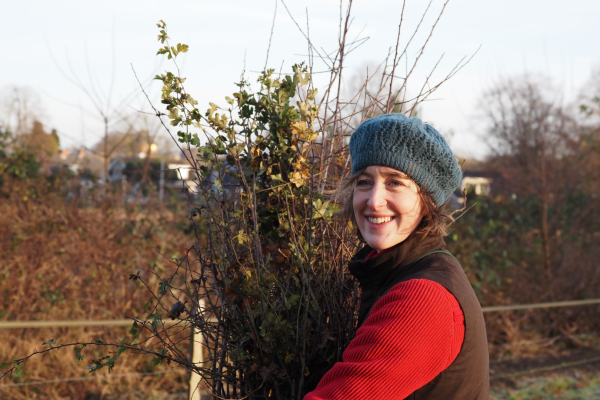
360, 165, 409, 179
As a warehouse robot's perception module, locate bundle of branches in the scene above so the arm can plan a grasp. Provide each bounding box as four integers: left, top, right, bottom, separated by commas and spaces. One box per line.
151, 57, 361, 397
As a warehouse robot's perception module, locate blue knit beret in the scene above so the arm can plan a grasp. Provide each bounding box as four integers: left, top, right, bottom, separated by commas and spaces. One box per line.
349, 113, 462, 207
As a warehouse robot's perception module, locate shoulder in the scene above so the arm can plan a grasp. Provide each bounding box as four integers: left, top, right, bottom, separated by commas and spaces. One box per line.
385, 278, 455, 303
367, 279, 460, 328
407, 251, 476, 300
349, 278, 464, 370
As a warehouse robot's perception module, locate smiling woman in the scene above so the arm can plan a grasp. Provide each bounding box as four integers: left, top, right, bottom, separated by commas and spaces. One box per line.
305, 114, 489, 400
352, 166, 423, 251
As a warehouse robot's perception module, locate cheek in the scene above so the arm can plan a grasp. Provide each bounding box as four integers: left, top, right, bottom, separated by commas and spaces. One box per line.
410, 198, 424, 225
398, 193, 422, 217
352, 192, 364, 215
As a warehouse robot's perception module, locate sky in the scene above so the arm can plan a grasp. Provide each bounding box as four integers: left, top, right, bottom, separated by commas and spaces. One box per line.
2, 0, 599, 159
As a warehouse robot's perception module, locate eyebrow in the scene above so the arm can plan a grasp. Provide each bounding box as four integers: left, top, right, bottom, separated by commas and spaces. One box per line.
358, 169, 409, 179
380, 170, 409, 179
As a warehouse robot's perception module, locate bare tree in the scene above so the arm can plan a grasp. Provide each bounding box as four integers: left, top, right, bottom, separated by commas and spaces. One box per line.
0, 86, 45, 149
481, 77, 580, 299
46, 39, 159, 183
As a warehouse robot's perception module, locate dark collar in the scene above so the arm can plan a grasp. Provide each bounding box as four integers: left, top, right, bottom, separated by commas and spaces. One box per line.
348, 234, 446, 291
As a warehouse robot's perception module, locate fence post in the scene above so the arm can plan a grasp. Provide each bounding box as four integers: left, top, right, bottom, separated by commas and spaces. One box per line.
189, 298, 205, 400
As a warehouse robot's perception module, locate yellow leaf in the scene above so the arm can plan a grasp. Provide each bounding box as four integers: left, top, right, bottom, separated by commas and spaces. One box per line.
291, 121, 307, 136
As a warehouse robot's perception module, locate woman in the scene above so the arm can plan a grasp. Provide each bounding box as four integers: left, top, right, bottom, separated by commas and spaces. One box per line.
305, 114, 489, 399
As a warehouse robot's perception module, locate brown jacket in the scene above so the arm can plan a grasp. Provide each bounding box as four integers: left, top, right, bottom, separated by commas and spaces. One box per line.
349, 234, 490, 399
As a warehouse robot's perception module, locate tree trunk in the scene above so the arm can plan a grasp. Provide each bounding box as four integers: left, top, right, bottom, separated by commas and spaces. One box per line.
539, 140, 555, 299
104, 117, 109, 184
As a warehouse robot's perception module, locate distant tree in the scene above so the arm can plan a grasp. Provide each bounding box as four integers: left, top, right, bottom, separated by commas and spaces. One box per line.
481, 77, 580, 299
47, 40, 153, 183
0, 86, 45, 150
0, 130, 41, 189
578, 68, 600, 183
579, 67, 600, 122
24, 120, 60, 161
575, 69, 600, 226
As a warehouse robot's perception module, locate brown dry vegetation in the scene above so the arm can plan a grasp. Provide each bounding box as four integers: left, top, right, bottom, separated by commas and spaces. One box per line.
0, 178, 192, 399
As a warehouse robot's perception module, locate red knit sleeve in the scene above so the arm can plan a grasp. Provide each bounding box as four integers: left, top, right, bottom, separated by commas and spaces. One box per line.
304, 279, 465, 400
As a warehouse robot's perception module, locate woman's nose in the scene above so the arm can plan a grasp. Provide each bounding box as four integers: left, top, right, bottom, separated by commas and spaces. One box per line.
367, 184, 386, 210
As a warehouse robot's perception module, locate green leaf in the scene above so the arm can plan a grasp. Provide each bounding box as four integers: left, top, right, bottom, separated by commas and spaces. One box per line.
143, 298, 153, 313
287, 294, 301, 307
190, 134, 200, 147
13, 365, 23, 377
158, 280, 168, 295
147, 313, 162, 330
130, 321, 139, 336
116, 346, 127, 357
176, 43, 189, 53
151, 356, 164, 368
271, 174, 284, 183
0, 362, 12, 369
74, 345, 86, 362
42, 339, 56, 346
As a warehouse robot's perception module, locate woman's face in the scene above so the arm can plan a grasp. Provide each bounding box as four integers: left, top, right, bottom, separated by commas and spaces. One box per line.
353, 166, 423, 251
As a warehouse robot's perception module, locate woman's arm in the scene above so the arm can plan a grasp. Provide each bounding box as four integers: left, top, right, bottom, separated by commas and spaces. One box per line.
304, 279, 464, 400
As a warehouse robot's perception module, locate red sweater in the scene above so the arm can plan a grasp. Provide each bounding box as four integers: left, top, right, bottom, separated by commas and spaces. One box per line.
304, 278, 465, 399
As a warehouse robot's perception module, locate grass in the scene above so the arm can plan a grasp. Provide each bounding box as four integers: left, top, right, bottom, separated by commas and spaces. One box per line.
491, 372, 600, 399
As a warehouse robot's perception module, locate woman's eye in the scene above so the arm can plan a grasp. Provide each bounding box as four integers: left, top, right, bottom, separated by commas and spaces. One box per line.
356, 179, 371, 187
388, 180, 404, 187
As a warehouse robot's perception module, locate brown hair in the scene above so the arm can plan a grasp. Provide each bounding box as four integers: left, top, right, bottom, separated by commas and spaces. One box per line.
338, 168, 454, 242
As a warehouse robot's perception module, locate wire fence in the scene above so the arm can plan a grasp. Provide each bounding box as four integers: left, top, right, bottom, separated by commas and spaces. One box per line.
2, 298, 599, 330
0, 319, 178, 329
1, 298, 600, 391
481, 298, 600, 313
0, 370, 185, 388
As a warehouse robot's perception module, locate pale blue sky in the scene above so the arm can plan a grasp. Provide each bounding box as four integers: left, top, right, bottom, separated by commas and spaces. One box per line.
3, 0, 599, 158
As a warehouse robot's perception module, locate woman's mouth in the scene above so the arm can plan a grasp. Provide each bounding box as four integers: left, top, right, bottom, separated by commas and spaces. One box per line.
366, 216, 394, 224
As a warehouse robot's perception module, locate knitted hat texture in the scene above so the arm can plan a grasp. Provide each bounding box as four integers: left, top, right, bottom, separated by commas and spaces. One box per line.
349, 113, 461, 207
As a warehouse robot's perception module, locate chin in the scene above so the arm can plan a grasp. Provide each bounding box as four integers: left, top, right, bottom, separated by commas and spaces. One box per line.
365, 238, 397, 251
364, 232, 412, 251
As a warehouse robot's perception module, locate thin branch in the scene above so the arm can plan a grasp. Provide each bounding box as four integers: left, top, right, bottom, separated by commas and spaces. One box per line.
264, 0, 278, 71
386, 0, 407, 113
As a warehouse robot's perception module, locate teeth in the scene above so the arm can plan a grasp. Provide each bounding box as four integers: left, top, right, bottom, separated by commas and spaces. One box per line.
367, 216, 392, 224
